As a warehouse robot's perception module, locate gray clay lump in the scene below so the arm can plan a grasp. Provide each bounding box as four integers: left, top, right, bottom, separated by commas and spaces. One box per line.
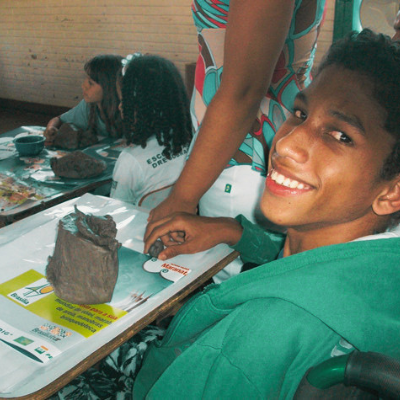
148, 239, 164, 258
46, 206, 121, 304
50, 151, 106, 179
54, 123, 98, 150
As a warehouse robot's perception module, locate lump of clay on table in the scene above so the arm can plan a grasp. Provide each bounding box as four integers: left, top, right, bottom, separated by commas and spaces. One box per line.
50, 151, 106, 179
46, 206, 121, 304
148, 239, 164, 258
54, 123, 98, 150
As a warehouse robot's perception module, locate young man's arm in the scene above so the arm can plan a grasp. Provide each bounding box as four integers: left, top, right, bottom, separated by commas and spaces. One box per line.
144, 213, 285, 263
134, 298, 339, 399
232, 215, 285, 264
144, 213, 243, 260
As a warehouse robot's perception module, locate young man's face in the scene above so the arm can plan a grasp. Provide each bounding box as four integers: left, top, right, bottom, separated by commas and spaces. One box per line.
261, 65, 395, 234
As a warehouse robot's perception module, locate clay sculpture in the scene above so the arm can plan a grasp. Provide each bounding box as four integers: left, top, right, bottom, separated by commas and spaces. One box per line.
50, 151, 106, 179
54, 123, 98, 150
46, 206, 121, 304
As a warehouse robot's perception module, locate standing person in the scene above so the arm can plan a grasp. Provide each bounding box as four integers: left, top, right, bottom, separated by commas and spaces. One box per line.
44, 54, 123, 142
110, 54, 193, 206
149, 0, 326, 224
148, 0, 327, 281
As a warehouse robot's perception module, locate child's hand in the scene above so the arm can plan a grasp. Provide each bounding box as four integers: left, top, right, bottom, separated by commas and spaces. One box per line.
44, 126, 58, 143
144, 213, 243, 260
44, 116, 62, 143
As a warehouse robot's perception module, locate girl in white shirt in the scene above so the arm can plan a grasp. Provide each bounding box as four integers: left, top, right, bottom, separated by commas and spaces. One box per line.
110, 54, 193, 206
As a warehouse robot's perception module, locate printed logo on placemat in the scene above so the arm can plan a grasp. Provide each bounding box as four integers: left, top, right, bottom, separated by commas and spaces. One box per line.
7, 278, 53, 306
143, 258, 190, 282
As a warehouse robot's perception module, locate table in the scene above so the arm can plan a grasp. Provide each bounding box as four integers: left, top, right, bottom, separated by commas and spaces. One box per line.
0, 126, 123, 227
0, 193, 238, 399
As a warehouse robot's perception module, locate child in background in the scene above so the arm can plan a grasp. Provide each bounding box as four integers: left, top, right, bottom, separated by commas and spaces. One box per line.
44, 54, 123, 141
110, 54, 193, 206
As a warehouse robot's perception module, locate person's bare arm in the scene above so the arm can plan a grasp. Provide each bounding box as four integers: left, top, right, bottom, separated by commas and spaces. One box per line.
148, 0, 295, 222
44, 116, 62, 142
144, 213, 243, 260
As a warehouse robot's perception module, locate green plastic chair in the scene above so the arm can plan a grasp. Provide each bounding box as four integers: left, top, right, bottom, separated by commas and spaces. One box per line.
294, 351, 400, 399
333, 0, 399, 42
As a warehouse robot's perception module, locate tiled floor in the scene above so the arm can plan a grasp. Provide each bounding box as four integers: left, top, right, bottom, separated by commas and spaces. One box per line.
0, 107, 53, 135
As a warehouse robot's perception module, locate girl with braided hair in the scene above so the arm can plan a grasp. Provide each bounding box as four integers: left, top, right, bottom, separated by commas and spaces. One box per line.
110, 54, 193, 206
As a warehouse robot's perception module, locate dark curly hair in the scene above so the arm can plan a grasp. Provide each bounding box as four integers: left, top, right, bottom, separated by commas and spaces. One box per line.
120, 54, 193, 159
317, 29, 400, 227
84, 54, 123, 138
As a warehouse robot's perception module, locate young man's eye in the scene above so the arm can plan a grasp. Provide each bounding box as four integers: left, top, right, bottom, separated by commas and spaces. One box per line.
293, 109, 306, 120
330, 131, 352, 144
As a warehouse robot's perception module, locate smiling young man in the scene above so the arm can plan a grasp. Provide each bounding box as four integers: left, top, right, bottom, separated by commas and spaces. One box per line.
135, 30, 400, 399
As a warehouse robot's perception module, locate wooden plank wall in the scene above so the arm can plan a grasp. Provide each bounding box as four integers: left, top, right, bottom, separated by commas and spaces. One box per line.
0, 0, 335, 108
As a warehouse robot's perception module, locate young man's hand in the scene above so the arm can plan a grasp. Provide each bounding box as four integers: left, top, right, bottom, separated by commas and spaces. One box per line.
144, 213, 243, 260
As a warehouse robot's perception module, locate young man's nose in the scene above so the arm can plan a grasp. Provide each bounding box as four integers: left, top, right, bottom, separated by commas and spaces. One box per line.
274, 125, 310, 164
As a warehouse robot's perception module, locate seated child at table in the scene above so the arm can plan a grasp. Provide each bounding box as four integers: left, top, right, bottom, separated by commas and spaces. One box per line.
50, 29, 400, 399
44, 54, 123, 142
110, 54, 193, 206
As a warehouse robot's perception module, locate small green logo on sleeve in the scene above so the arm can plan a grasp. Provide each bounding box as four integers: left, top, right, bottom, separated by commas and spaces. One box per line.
225, 184, 232, 193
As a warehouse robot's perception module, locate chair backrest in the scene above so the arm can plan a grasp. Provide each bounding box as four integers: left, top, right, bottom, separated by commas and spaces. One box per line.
137, 185, 173, 210
293, 351, 400, 399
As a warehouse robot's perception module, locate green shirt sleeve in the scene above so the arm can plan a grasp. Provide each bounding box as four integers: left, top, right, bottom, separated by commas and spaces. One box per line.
231, 214, 285, 265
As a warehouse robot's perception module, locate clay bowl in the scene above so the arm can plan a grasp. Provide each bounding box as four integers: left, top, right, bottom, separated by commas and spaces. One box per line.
13, 135, 45, 156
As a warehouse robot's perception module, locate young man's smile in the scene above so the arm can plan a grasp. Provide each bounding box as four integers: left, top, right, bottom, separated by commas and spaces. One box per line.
266, 167, 313, 194
261, 65, 395, 247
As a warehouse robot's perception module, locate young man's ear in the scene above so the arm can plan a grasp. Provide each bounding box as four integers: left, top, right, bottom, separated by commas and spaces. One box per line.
373, 178, 400, 216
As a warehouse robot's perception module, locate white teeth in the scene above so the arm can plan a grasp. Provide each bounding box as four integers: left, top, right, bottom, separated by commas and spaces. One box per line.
276, 174, 285, 184
270, 169, 308, 189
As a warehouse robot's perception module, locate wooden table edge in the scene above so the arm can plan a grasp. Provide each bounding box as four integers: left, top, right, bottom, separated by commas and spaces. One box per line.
0, 250, 240, 400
